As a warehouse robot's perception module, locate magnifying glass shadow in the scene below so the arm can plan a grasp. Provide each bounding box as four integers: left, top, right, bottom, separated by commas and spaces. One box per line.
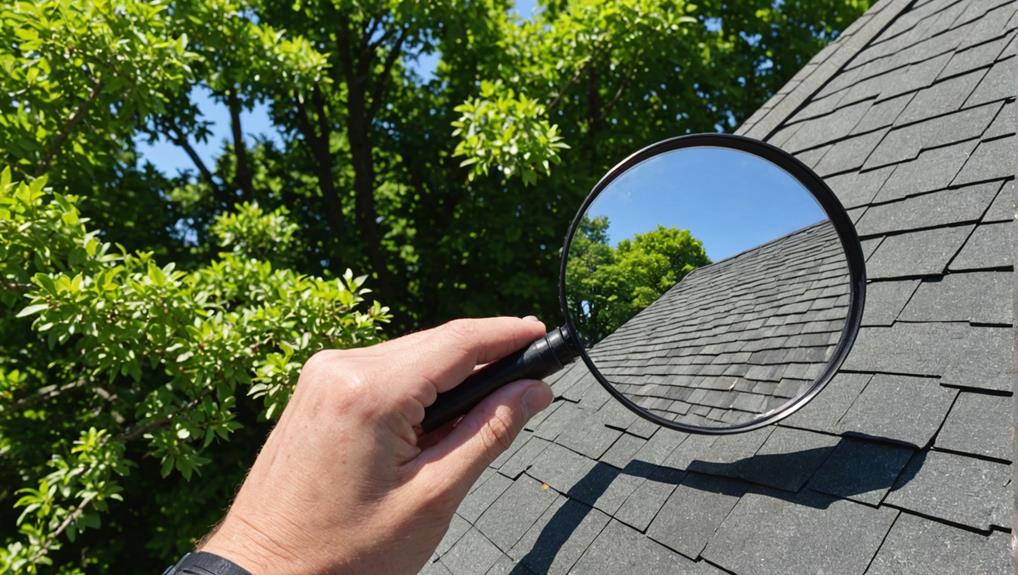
509, 434, 921, 574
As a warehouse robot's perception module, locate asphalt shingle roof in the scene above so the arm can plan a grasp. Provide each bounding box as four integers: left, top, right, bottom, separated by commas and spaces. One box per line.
425, 0, 1016, 572
587, 221, 849, 427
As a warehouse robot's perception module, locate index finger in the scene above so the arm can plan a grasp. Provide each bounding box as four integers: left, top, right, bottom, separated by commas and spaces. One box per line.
386, 317, 547, 395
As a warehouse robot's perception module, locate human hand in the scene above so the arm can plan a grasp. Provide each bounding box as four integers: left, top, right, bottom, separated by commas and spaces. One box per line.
199, 317, 554, 574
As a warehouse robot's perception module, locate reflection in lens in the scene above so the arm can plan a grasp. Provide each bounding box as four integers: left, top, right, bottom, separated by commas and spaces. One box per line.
586, 221, 849, 427
565, 146, 852, 428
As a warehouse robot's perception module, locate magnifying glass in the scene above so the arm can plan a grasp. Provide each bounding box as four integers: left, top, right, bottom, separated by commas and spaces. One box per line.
422, 133, 865, 435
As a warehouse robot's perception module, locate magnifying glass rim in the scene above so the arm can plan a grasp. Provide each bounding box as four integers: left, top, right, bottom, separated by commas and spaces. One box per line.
557, 133, 867, 435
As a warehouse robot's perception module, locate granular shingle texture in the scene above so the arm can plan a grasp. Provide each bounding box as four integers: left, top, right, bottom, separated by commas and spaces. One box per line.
587, 221, 850, 427
426, 1, 1016, 572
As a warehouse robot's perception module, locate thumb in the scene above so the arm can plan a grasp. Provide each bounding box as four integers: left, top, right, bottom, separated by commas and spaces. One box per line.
413, 379, 553, 496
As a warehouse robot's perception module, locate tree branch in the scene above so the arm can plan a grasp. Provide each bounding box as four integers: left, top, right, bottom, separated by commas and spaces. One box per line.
368, 27, 408, 119
164, 126, 217, 188
547, 43, 605, 113
292, 92, 345, 238
36, 78, 104, 176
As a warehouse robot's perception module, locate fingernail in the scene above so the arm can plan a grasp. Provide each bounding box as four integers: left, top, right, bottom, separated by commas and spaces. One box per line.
522, 315, 541, 323
522, 385, 551, 418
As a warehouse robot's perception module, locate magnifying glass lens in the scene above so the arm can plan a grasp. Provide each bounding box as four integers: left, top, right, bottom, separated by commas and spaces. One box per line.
564, 146, 852, 430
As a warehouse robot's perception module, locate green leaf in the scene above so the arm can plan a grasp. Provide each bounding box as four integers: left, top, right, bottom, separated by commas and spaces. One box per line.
16, 303, 48, 318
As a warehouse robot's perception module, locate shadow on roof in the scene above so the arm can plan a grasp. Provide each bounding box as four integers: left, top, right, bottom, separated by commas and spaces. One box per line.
511, 435, 922, 573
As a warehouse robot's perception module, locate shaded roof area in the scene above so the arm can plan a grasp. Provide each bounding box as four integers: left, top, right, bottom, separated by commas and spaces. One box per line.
588, 221, 850, 427
424, 0, 1016, 573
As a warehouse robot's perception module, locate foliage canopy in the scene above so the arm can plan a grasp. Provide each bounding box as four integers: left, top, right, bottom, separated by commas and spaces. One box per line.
565, 216, 710, 343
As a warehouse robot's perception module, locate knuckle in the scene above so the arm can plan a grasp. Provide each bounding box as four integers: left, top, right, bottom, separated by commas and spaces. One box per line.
480, 406, 517, 454
443, 318, 477, 340
298, 350, 366, 402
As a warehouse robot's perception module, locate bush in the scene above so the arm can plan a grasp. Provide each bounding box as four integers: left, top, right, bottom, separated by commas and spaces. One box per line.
0, 168, 389, 572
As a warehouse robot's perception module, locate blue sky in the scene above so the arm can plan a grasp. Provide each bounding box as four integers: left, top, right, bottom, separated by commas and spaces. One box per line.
585, 147, 826, 262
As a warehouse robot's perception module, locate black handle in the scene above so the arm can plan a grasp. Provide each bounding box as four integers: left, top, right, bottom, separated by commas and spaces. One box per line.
421, 325, 580, 433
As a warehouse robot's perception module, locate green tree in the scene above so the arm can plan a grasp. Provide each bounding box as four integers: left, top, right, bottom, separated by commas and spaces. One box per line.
565, 216, 710, 343
126, 0, 872, 328
0, 168, 389, 572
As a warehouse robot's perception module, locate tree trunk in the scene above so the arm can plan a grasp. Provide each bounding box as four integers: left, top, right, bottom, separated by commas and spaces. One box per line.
345, 76, 398, 306
293, 91, 345, 241
227, 90, 255, 202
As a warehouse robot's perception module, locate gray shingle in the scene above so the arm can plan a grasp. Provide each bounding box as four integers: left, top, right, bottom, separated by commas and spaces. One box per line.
856, 182, 999, 237
567, 463, 644, 516
523, 399, 561, 433
983, 99, 1015, 139
823, 166, 894, 208
940, 326, 1015, 391
703, 490, 898, 575
865, 225, 973, 278
556, 412, 623, 460
982, 179, 1015, 222
809, 437, 915, 505
852, 92, 913, 133
949, 221, 1014, 270
662, 433, 720, 471
613, 465, 684, 531
736, 427, 840, 492
896, 68, 986, 124
879, 51, 953, 100
866, 512, 1012, 575
965, 55, 1016, 106
815, 129, 888, 175
935, 391, 1013, 460
953, 134, 1017, 186
596, 399, 639, 431
875, 139, 979, 201
861, 236, 883, 261
838, 374, 958, 447
497, 435, 550, 479
527, 443, 597, 494
599, 433, 646, 470
784, 100, 871, 152
459, 471, 513, 523
443, 528, 505, 575
476, 475, 560, 552
420, 558, 454, 575
491, 430, 533, 471
842, 322, 970, 374
437, 514, 473, 557
510, 498, 610, 575
886, 450, 1011, 530
533, 401, 582, 441
570, 520, 714, 575
646, 473, 747, 559
860, 280, 920, 326
484, 554, 528, 575
685, 428, 773, 479
900, 271, 1013, 323
780, 373, 872, 433
939, 33, 1012, 78
625, 414, 660, 439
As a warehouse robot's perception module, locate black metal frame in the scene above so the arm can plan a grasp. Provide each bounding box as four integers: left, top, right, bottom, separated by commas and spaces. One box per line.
558, 133, 867, 435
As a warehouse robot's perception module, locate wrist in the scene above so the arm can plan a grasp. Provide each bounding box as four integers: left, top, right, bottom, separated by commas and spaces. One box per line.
200, 517, 304, 575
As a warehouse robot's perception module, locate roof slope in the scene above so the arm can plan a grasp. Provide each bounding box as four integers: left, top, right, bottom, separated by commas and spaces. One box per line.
589, 221, 850, 427
424, 0, 1016, 573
